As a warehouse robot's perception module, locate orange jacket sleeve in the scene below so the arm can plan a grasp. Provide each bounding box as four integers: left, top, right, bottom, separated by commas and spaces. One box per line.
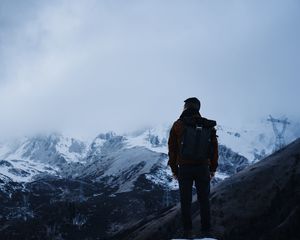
167, 122, 179, 175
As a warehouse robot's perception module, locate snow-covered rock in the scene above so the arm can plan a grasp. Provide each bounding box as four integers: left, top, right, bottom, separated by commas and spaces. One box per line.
0, 119, 298, 189
1, 133, 88, 164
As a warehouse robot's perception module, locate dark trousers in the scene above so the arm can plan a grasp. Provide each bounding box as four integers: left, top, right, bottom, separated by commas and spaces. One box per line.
178, 164, 211, 231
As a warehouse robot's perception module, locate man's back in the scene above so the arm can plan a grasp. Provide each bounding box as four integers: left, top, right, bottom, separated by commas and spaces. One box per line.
167, 107, 218, 176
167, 97, 219, 238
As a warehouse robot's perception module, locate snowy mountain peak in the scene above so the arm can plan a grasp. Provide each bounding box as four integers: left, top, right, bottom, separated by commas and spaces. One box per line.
124, 124, 171, 154
0, 119, 299, 185
95, 131, 116, 140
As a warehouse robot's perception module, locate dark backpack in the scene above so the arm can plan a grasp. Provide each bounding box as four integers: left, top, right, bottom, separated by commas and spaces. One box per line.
180, 119, 215, 161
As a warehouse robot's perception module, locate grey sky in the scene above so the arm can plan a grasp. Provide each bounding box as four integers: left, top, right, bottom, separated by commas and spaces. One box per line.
0, 0, 299, 139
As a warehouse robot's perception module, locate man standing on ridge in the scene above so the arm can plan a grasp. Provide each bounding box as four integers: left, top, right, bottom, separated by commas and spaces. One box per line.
168, 97, 218, 238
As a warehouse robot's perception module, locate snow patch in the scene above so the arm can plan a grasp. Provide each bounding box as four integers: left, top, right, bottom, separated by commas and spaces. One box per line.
125, 124, 170, 154
0, 159, 58, 182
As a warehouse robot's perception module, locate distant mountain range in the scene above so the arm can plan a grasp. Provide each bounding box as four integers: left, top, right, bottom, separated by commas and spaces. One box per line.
0, 121, 299, 239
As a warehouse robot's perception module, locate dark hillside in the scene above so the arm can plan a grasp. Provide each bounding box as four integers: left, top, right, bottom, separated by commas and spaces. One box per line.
116, 139, 300, 240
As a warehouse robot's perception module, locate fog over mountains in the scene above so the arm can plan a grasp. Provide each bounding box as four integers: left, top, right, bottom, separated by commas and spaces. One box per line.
0, 120, 297, 184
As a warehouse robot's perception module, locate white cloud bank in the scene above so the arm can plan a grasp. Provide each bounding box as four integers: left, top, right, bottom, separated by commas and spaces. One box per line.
0, 0, 299, 139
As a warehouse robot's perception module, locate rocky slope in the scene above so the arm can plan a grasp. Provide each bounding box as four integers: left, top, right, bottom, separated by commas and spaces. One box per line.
116, 138, 300, 240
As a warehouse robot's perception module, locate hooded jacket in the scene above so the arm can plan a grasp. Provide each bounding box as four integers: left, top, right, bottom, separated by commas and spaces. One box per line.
167, 108, 219, 175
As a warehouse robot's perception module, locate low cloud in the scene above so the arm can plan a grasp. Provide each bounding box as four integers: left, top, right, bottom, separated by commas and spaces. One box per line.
0, 0, 299, 139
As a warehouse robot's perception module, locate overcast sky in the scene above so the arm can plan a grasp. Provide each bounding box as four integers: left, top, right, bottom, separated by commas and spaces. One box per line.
0, 0, 299, 139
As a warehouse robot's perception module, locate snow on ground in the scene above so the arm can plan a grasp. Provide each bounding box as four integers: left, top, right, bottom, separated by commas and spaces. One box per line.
92, 137, 106, 147
102, 147, 163, 193
0, 134, 89, 163
55, 136, 89, 162
145, 156, 179, 190
216, 123, 274, 163
217, 119, 300, 162
215, 171, 229, 180
0, 159, 58, 182
124, 123, 170, 154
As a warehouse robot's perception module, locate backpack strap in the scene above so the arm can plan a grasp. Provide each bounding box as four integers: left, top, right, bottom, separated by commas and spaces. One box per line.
200, 118, 217, 128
